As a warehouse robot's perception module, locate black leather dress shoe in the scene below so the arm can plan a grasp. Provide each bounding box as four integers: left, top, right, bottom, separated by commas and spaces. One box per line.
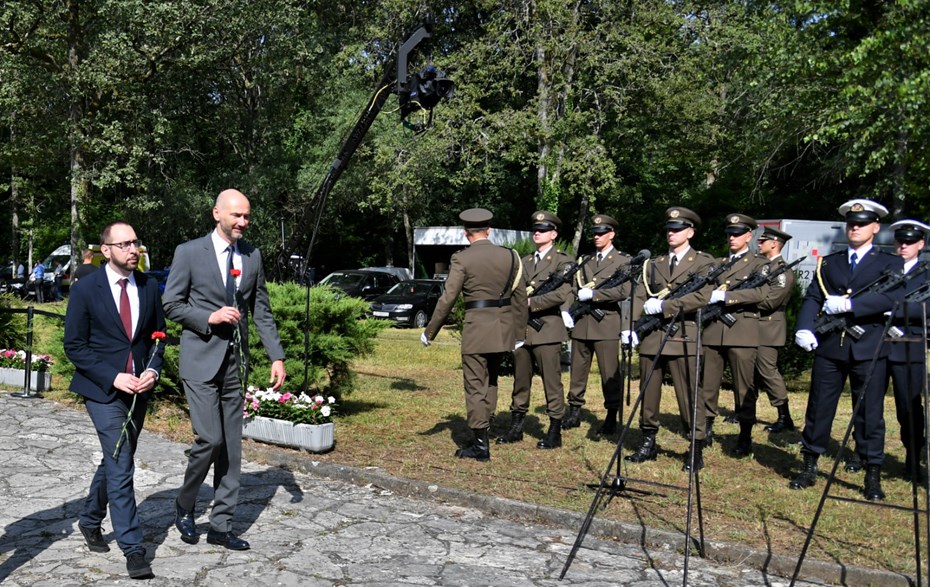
175, 500, 198, 544
78, 524, 110, 553
207, 530, 250, 551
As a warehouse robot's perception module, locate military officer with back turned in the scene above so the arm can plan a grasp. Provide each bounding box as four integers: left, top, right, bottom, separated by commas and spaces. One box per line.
422, 208, 528, 462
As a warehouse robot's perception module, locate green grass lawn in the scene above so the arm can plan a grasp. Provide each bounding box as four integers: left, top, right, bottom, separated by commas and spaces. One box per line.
327, 328, 927, 577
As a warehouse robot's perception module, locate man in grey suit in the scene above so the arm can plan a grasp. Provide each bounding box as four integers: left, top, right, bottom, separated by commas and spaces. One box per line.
163, 188, 286, 551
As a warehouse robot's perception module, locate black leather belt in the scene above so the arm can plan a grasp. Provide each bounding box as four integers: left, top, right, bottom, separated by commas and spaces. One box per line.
465, 298, 511, 310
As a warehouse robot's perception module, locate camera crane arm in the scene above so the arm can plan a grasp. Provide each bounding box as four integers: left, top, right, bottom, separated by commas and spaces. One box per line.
272, 23, 451, 283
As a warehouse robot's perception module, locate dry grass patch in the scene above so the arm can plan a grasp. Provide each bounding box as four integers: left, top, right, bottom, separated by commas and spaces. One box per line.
308, 327, 926, 578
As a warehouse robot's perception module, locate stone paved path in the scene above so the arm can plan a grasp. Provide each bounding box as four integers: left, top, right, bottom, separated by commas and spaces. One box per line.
0, 393, 845, 585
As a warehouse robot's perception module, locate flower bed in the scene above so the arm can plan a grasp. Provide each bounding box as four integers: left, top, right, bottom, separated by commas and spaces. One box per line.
0, 348, 52, 371
242, 387, 337, 452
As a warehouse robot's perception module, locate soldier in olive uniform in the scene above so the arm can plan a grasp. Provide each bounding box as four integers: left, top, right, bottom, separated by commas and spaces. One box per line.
563, 215, 631, 435
700, 214, 771, 458
422, 208, 528, 462
497, 211, 574, 449
623, 207, 715, 470
754, 227, 797, 434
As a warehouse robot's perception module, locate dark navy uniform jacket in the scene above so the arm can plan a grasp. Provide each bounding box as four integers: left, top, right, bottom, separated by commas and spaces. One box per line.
889, 262, 930, 363
796, 248, 905, 362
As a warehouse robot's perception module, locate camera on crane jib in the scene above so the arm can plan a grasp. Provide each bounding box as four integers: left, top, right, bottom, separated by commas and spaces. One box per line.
399, 65, 454, 119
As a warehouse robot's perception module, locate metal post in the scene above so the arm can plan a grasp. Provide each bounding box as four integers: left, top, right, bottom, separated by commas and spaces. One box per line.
11, 306, 39, 399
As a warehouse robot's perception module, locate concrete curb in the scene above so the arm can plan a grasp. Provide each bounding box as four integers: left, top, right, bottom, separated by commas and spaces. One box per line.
244, 442, 914, 587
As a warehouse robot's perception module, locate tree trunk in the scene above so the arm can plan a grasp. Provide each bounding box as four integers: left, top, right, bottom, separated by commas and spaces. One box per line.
67, 0, 87, 268
403, 205, 414, 275
893, 126, 908, 218
10, 122, 21, 271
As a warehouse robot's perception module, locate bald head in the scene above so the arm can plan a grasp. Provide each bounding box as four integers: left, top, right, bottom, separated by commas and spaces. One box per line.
213, 188, 251, 243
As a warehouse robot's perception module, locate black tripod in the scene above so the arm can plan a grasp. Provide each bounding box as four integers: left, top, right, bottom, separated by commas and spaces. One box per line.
790, 307, 930, 586
561, 309, 707, 584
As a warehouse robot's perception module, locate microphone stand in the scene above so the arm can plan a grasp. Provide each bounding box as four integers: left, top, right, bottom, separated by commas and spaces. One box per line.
790, 308, 898, 586
563, 307, 706, 586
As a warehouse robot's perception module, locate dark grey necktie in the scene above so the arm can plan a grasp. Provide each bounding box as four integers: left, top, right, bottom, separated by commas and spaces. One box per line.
226, 246, 237, 306
670, 255, 677, 273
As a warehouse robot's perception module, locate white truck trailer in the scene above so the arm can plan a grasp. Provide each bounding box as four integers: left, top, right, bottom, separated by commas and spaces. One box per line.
755, 219, 896, 291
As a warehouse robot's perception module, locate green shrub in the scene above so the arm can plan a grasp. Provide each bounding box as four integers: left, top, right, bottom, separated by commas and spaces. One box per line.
0, 294, 27, 350
779, 277, 813, 384
246, 282, 389, 398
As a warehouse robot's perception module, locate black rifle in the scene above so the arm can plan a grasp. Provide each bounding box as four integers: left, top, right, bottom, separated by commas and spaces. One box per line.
568, 250, 650, 322
812, 262, 928, 339
701, 257, 805, 328
885, 266, 930, 338
527, 256, 592, 331
631, 256, 740, 340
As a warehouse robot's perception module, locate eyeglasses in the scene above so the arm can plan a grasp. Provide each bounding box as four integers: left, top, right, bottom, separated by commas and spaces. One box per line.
105, 239, 142, 250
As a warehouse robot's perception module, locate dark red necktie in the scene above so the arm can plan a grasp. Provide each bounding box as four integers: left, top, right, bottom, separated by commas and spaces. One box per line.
119, 278, 133, 373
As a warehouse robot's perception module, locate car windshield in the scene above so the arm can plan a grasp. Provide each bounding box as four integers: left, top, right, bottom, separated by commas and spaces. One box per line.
320, 272, 364, 287
387, 281, 434, 296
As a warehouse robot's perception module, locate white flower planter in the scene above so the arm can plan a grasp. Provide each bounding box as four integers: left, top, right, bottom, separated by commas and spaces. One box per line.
243, 416, 334, 453
0, 367, 52, 391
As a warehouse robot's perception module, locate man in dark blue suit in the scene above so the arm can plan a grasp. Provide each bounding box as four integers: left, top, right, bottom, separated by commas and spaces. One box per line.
791, 199, 904, 500
64, 220, 165, 579
886, 219, 930, 481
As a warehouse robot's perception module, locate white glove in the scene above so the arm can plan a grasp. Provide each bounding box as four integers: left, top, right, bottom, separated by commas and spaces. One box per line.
561, 311, 575, 329
420, 332, 430, 347
578, 287, 594, 301
620, 330, 639, 348
795, 329, 818, 351
514, 340, 525, 350
710, 290, 726, 304
823, 295, 852, 315
644, 298, 664, 315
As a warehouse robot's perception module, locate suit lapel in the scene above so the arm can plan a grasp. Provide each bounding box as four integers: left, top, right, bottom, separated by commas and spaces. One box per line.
132, 273, 149, 341
95, 270, 127, 339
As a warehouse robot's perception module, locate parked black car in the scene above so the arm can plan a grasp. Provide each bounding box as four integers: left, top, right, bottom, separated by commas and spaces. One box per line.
369, 279, 445, 328
317, 269, 400, 300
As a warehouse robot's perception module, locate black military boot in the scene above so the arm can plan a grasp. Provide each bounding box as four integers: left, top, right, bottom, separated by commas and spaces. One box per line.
844, 451, 863, 473
765, 403, 795, 433
732, 421, 753, 458
624, 432, 658, 463
682, 442, 704, 472
703, 416, 715, 448
789, 453, 819, 489
455, 429, 491, 462
596, 409, 618, 435
863, 465, 885, 501
562, 405, 582, 429
537, 418, 562, 449
495, 413, 525, 444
